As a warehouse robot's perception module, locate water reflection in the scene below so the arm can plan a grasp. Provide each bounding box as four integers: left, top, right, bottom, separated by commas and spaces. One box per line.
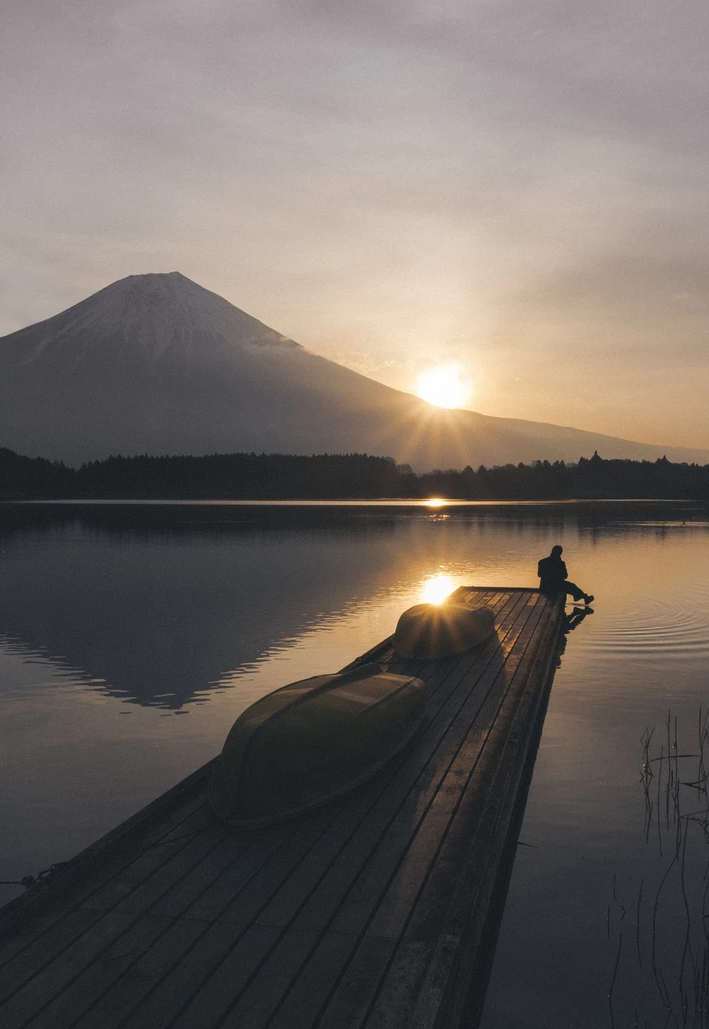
2, 499, 709, 1027
0, 509, 404, 709
0, 499, 630, 711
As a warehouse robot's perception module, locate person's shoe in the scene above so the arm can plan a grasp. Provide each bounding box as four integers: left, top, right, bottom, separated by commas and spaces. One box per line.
584, 594, 594, 605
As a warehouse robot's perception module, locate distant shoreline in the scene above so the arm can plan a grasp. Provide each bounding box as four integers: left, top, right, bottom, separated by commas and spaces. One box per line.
1, 497, 700, 506
1, 447, 708, 504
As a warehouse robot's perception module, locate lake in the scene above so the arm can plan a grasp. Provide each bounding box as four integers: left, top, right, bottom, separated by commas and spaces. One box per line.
1, 499, 708, 1027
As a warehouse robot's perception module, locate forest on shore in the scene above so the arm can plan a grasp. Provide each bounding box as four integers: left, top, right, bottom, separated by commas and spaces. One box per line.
2, 446, 709, 502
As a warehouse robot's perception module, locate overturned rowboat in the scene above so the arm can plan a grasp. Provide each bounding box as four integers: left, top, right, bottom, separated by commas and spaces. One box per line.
209, 662, 426, 828
393, 601, 496, 659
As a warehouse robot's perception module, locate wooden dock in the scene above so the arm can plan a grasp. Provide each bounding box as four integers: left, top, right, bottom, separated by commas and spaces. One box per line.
0, 586, 564, 1029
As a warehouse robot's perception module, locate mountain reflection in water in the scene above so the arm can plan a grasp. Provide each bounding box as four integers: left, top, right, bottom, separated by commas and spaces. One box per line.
0, 504, 405, 709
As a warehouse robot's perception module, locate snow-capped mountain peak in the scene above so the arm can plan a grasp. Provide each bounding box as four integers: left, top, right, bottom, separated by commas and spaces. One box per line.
7, 272, 299, 370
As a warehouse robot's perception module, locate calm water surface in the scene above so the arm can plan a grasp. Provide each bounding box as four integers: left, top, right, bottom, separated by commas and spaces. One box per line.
1, 500, 708, 1027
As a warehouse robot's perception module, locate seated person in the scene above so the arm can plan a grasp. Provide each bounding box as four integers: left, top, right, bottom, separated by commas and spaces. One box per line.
538, 545, 594, 605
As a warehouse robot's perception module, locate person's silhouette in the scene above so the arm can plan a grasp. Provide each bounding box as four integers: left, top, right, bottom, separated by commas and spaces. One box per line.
537, 545, 594, 605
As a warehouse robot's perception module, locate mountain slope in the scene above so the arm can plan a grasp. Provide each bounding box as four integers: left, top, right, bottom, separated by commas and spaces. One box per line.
1, 272, 707, 469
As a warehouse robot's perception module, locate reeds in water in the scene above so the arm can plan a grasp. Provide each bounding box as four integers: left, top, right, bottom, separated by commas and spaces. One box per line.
608, 709, 709, 1028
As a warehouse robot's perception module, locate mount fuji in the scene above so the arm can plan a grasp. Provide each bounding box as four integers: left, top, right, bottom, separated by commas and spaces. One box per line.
2, 272, 707, 469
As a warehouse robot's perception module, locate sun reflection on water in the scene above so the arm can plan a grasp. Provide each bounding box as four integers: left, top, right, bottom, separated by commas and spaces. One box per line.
421, 574, 455, 605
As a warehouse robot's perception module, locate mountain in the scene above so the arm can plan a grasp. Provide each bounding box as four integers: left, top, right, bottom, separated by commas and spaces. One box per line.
1, 272, 707, 470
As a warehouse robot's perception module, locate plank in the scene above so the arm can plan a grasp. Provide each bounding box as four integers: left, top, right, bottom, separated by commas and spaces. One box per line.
313, 936, 399, 1029
218, 928, 357, 1029
167, 926, 320, 1029
124, 922, 282, 1029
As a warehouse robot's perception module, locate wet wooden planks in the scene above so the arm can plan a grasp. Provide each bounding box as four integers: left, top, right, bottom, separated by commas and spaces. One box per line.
0, 586, 564, 1029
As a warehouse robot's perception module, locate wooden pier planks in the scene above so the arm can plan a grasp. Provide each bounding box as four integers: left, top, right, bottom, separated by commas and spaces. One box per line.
0, 587, 564, 1029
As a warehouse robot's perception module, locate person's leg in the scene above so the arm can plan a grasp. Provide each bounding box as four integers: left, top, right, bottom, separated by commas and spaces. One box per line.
564, 581, 586, 602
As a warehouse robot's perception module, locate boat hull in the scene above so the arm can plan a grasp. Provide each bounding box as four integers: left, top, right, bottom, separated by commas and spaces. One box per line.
209, 662, 426, 828
393, 602, 496, 659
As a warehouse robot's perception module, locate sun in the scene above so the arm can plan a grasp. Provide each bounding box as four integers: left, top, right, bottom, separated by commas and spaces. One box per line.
415, 363, 473, 409
421, 574, 455, 604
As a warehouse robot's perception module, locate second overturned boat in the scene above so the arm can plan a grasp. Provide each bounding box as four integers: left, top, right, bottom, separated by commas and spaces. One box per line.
393, 601, 496, 659
209, 662, 426, 828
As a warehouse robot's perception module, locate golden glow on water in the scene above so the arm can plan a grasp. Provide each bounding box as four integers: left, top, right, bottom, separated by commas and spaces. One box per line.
420, 574, 455, 605
424, 498, 448, 508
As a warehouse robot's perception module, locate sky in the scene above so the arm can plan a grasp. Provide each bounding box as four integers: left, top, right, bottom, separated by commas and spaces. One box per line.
2, 0, 709, 448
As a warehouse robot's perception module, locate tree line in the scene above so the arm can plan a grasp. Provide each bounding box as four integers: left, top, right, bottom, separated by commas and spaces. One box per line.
1, 446, 709, 502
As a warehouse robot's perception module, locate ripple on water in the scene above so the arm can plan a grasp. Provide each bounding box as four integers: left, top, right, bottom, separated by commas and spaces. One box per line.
582, 582, 709, 657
